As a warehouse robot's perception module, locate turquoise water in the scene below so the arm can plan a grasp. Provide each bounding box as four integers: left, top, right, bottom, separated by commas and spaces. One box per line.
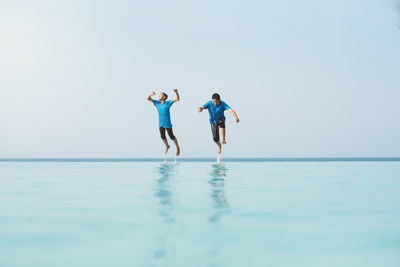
1, 160, 399, 266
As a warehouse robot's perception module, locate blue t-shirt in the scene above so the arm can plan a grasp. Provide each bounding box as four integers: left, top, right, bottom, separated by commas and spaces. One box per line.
203, 101, 230, 124
153, 100, 174, 128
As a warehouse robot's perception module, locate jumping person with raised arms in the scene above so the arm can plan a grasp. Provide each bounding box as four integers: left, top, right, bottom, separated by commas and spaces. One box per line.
147, 89, 180, 156
198, 93, 239, 154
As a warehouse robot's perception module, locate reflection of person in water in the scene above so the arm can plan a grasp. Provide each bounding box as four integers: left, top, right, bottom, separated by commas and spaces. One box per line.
206, 163, 231, 266
209, 163, 230, 223
153, 163, 177, 263
155, 163, 176, 224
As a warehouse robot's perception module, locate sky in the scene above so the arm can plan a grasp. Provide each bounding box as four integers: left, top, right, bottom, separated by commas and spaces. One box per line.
0, 0, 399, 158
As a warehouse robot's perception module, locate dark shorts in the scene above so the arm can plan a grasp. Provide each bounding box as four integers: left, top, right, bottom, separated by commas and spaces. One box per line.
210, 117, 225, 142
159, 127, 176, 140
214, 117, 225, 128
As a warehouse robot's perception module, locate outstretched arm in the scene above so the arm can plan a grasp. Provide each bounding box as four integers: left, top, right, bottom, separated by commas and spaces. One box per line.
228, 108, 239, 123
198, 106, 205, 112
147, 91, 155, 102
173, 89, 180, 103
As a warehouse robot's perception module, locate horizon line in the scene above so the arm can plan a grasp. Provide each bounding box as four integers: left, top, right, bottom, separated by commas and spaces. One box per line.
0, 157, 399, 162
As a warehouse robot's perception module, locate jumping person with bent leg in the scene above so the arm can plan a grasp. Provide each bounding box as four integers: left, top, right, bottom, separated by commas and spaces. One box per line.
147, 89, 181, 156
198, 93, 239, 154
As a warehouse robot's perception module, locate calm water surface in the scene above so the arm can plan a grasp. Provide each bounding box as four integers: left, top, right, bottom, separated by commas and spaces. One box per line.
0, 161, 399, 267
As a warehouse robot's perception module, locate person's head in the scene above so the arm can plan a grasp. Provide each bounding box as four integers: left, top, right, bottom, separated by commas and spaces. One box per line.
158, 92, 168, 101
212, 93, 221, 106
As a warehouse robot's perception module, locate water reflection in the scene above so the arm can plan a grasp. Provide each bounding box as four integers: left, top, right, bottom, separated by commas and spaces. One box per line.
155, 163, 177, 224
206, 163, 231, 267
209, 163, 230, 223
153, 163, 177, 264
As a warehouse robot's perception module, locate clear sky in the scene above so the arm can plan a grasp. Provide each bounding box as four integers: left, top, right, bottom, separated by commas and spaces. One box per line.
1, 0, 399, 158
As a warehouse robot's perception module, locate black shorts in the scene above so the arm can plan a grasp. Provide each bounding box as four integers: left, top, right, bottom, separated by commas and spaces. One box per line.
159, 127, 176, 140
215, 117, 225, 128
211, 117, 225, 142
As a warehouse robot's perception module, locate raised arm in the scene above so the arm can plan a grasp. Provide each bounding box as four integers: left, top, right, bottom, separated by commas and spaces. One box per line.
147, 91, 155, 102
173, 89, 180, 103
228, 108, 239, 123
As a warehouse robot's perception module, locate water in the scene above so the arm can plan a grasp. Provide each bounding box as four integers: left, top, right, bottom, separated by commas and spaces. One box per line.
0, 160, 399, 267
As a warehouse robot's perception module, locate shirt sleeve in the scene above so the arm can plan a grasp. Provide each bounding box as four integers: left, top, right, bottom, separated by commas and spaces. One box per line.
168, 100, 174, 107
153, 100, 160, 106
203, 101, 210, 109
222, 101, 230, 110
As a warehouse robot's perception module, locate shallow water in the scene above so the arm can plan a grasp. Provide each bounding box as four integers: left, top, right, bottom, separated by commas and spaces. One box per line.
0, 161, 399, 267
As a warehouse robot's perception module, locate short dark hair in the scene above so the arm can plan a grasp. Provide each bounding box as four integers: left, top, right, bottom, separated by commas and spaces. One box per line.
212, 93, 220, 100
162, 92, 168, 100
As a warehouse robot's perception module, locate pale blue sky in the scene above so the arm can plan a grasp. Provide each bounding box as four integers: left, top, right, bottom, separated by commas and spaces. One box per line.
0, 0, 399, 158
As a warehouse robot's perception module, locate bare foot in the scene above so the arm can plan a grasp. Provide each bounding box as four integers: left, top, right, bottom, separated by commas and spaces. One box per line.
176, 146, 180, 156
165, 145, 170, 154
222, 139, 226, 144
217, 144, 222, 154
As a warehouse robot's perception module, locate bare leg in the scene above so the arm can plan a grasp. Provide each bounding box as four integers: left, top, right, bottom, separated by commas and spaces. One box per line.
220, 127, 226, 144
162, 139, 170, 154
216, 141, 222, 154
172, 138, 180, 156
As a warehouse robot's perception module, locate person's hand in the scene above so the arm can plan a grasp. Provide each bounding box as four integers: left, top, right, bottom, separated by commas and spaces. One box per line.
235, 117, 240, 123
150, 91, 155, 96
173, 89, 178, 93
198, 107, 203, 113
